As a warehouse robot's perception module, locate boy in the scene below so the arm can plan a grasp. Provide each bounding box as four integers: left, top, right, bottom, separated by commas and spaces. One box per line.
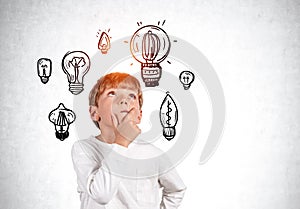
72, 72, 186, 209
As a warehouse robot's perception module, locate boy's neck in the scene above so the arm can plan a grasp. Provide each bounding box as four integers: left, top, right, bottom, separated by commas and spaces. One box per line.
96, 132, 115, 144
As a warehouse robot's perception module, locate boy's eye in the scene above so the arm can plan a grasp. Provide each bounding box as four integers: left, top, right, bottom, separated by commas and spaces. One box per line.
107, 91, 116, 96
129, 94, 137, 100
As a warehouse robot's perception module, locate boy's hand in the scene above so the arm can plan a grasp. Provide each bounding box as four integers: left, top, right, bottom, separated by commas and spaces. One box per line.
112, 107, 141, 147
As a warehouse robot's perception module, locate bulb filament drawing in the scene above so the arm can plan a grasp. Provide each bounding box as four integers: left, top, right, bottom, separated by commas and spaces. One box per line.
142, 30, 160, 61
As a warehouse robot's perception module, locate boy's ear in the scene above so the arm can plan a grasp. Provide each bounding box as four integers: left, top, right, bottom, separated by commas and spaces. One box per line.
137, 109, 142, 124
89, 106, 100, 121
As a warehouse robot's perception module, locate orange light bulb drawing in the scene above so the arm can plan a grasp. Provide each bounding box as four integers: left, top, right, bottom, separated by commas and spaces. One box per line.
98, 32, 111, 54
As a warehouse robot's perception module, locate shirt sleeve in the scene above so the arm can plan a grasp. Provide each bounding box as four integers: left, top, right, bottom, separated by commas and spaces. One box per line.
71, 141, 128, 205
158, 167, 187, 209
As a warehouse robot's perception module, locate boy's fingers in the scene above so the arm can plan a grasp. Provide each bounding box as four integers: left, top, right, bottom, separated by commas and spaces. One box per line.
117, 121, 141, 141
122, 107, 139, 123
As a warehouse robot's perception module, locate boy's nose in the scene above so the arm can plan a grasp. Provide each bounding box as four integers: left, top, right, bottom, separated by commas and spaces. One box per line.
119, 97, 128, 105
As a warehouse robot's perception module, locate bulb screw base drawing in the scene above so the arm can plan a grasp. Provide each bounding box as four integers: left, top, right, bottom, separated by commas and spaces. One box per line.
163, 127, 176, 141
69, 83, 84, 95
144, 79, 159, 87
141, 64, 162, 87
183, 84, 191, 90
40, 77, 49, 84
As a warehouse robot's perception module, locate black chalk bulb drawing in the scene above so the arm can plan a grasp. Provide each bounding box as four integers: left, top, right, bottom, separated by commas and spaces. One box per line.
37, 58, 52, 84
62, 51, 91, 95
49, 103, 76, 141
160, 92, 178, 140
98, 31, 111, 54
130, 21, 171, 87
179, 71, 195, 90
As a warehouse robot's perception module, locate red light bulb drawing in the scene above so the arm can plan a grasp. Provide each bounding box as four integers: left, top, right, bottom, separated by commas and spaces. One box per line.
130, 24, 171, 87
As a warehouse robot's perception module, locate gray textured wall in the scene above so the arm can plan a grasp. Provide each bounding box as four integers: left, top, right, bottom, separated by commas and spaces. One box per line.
0, 0, 299, 208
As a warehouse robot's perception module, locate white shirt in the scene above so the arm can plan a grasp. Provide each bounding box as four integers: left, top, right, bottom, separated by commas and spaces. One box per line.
71, 136, 186, 209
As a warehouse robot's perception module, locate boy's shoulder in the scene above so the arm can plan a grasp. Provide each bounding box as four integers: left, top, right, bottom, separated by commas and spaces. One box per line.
73, 136, 109, 147
73, 136, 97, 149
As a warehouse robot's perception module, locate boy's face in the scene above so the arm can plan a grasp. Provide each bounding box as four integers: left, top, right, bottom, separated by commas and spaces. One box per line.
95, 87, 142, 127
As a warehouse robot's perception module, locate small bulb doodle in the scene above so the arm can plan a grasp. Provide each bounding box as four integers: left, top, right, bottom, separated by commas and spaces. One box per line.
37, 58, 52, 84
62, 51, 90, 95
179, 71, 195, 90
130, 23, 171, 87
48, 103, 76, 141
98, 32, 111, 54
160, 92, 178, 140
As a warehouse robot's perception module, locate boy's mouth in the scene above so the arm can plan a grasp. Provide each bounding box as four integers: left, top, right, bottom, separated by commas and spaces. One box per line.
120, 110, 129, 114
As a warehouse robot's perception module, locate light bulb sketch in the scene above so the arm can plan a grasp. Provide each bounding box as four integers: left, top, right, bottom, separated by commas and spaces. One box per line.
179, 71, 195, 90
37, 58, 52, 84
62, 51, 90, 95
48, 103, 76, 141
130, 24, 171, 87
160, 92, 178, 140
98, 32, 111, 54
